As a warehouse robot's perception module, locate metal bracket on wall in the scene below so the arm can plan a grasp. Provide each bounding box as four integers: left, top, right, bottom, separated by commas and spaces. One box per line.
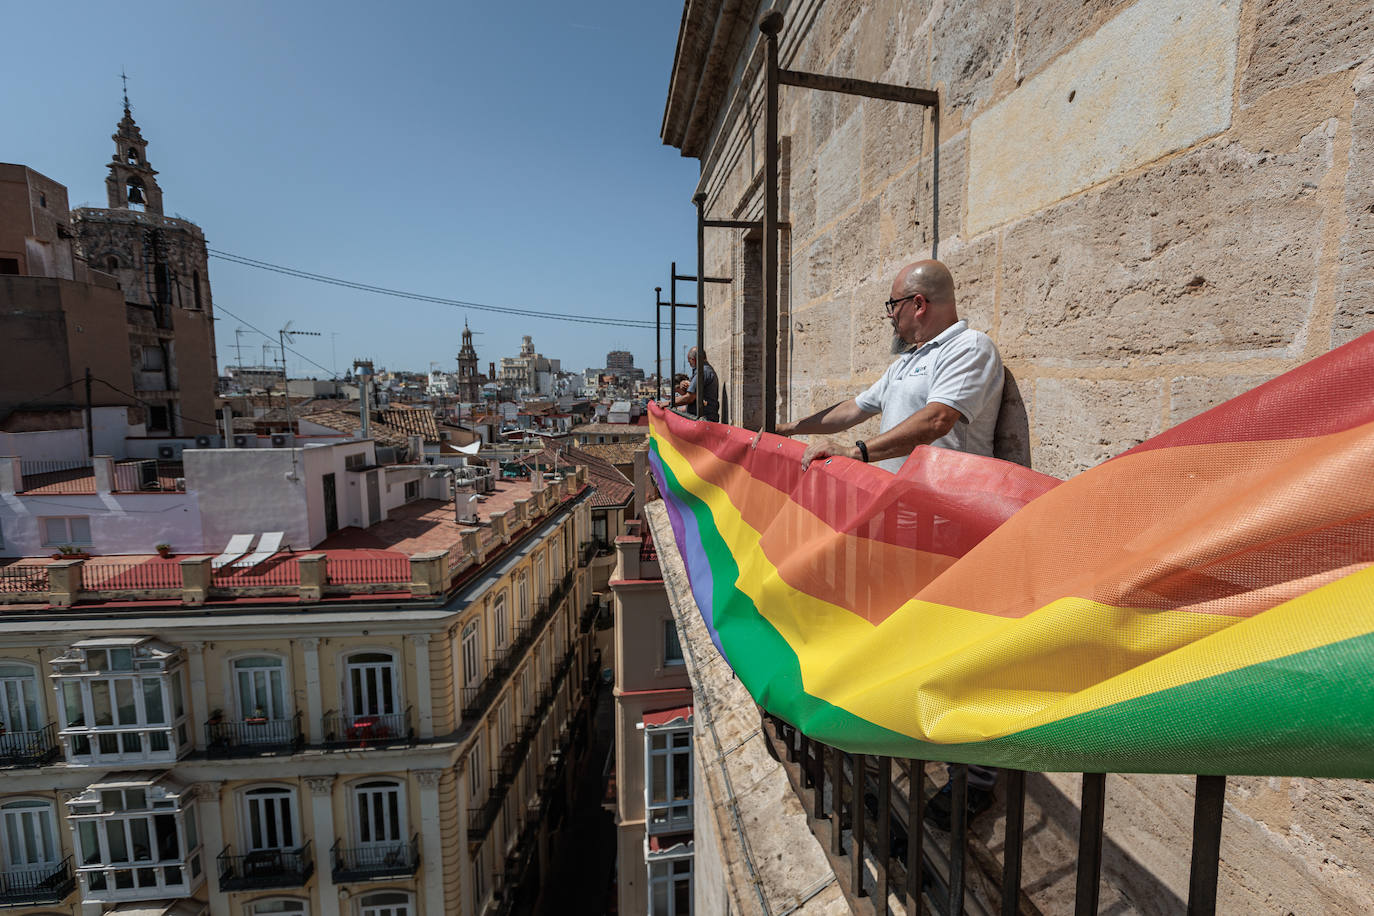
756, 8, 939, 432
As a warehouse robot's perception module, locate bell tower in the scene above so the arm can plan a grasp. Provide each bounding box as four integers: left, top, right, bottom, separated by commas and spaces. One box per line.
456, 319, 482, 402
104, 74, 164, 214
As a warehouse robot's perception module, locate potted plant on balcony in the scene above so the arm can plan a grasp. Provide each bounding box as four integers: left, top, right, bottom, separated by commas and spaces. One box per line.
208, 708, 224, 726
245, 705, 268, 725
156, 543, 173, 558
51, 544, 90, 561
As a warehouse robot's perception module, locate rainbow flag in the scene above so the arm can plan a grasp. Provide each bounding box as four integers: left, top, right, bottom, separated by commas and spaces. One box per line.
647, 334, 1374, 777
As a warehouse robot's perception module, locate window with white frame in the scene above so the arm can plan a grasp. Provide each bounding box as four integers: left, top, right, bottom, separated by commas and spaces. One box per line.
645, 727, 693, 834
663, 621, 684, 667
240, 786, 298, 853
648, 854, 693, 915
534, 555, 545, 602
0, 661, 43, 736
66, 777, 202, 900
345, 652, 399, 720
517, 573, 530, 626
471, 844, 489, 914
497, 698, 512, 750
232, 656, 288, 720
492, 593, 508, 651
41, 516, 91, 547
248, 898, 308, 916
0, 798, 60, 883
50, 638, 188, 766
358, 890, 412, 916
467, 740, 483, 801
350, 781, 406, 861
461, 620, 482, 688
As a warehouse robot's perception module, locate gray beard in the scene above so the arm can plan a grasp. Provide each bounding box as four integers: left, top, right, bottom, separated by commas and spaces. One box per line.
890, 333, 911, 355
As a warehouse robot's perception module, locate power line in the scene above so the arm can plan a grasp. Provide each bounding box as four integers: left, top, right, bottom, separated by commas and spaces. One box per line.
91, 377, 224, 432
212, 301, 336, 377
207, 248, 697, 332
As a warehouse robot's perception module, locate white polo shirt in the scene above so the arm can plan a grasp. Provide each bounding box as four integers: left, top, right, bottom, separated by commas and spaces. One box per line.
854, 320, 1004, 472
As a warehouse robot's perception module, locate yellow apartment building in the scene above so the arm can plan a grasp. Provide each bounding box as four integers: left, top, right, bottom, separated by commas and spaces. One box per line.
0, 468, 606, 916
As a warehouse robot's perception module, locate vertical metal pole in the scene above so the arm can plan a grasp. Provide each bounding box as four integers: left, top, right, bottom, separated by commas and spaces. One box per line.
851, 753, 867, 896
655, 287, 663, 401
1075, 773, 1108, 916
84, 367, 94, 458
670, 262, 678, 404
1187, 775, 1226, 916
694, 192, 707, 419
1002, 769, 1026, 916
949, 764, 968, 916
877, 756, 892, 908
830, 745, 845, 855
760, 10, 782, 433
906, 759, 926, 916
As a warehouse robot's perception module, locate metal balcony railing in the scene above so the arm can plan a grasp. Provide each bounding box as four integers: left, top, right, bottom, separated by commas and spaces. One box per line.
330, 835, 419, 883
0, 722, 60, 768
217, 841, 314, 891
205, 711, 304, 757
321, 708, 414, 749
0, 856, 76, 905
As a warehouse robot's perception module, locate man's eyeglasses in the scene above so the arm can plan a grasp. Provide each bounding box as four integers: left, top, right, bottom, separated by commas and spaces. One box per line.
884, 294, 918, 316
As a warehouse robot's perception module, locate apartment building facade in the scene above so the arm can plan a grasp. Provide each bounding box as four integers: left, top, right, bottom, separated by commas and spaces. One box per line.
608, 522, 694, 916
0, 470, 605, 916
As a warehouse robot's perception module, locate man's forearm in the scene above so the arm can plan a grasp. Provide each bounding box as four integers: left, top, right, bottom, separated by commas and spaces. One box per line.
781, 400, 872, 435
863, 403, 960, 462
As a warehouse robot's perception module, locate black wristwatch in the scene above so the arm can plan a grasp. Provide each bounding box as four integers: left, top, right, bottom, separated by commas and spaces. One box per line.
855, 440, 869, 463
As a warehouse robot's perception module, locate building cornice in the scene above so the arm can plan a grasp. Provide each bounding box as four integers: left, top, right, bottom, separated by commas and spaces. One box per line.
660, 0, 764, 159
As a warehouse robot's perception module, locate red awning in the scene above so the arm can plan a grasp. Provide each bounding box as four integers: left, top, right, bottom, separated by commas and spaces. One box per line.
642, 705, 693, 728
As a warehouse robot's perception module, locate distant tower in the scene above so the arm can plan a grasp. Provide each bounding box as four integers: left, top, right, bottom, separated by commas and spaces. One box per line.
520, 335, 535, 358
456, 319, 482, 402
104, 81, 164, 214
73, 76, 218, 436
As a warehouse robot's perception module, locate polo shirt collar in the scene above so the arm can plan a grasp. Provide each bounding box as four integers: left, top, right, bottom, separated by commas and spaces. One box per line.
904, 319, 968, 354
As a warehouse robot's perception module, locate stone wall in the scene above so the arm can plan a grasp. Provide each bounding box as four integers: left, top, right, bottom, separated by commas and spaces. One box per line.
680, 0, 1374, 477
665, 0, 1374, 910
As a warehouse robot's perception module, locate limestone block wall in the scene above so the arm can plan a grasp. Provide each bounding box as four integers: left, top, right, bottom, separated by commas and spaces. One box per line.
678, 0, 1374, 909
691, 0, 1374, 477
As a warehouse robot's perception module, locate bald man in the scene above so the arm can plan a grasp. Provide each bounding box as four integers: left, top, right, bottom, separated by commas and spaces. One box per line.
754, 258, 1004, 827
762, 259, 1003, 472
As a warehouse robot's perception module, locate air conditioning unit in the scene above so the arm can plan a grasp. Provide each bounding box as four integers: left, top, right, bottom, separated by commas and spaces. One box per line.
157, 444, 182, 460
270, 434, 289, 448
233, 435, 251, 448
194, 435, 211, 448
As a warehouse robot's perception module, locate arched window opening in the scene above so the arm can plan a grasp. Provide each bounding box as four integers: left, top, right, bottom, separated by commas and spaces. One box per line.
105, 255, 120, 272
126, 147, 140, 165
249, 899, 308, 916
358, 890, 412, 916
126, 176, 146, 211
241, 785, 298, 853
0, 798, 60, 880
0, 661, 42, 733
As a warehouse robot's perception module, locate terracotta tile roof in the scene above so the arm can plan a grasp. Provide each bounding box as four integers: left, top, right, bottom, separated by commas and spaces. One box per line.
524, 444, 634, 509
571, 422, 649, 438
302, 410, 411, 449
381, 405, 440, 441
579, 441, 644, 468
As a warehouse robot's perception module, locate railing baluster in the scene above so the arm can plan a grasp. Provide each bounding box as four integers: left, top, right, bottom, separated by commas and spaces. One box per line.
831, 744, 845, 855
851, 753, 867, 897
877, 755, 892, 911
1001, 769, 1026, 916
949, 764, 968, 916
1187, 774, 1226, 916
1075, 772, 1107, 916
906, 758, 926, 916
812, 741, 826, 820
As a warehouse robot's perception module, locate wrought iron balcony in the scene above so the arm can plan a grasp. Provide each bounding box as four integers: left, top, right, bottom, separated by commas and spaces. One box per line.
330, 835, 419, 883
0, 723, 60, 768
205, 712, 304, 757
217, 842, 313, 891
0, 856, 76, 906
321, 708, 414, 749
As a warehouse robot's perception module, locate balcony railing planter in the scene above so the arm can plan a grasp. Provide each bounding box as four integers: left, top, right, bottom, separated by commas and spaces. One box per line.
0, 722, 61, 768
321, 708, 415, 749
0, 856, 76, 905
217, 841, 314, 891
205, 711, 304, 757
330, 835, 419, 883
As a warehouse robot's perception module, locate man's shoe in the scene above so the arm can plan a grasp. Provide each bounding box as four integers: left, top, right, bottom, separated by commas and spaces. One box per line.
923, 783, 995, 832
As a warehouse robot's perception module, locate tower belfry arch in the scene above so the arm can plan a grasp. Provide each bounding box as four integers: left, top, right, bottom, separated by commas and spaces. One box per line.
105, 73, 164, 214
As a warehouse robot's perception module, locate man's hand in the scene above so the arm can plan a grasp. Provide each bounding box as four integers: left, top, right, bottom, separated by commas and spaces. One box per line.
751, 420, 796, 450
800, 437, 859, 470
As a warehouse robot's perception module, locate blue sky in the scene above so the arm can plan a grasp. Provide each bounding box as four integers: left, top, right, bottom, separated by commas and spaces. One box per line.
4, 1, 702, 378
